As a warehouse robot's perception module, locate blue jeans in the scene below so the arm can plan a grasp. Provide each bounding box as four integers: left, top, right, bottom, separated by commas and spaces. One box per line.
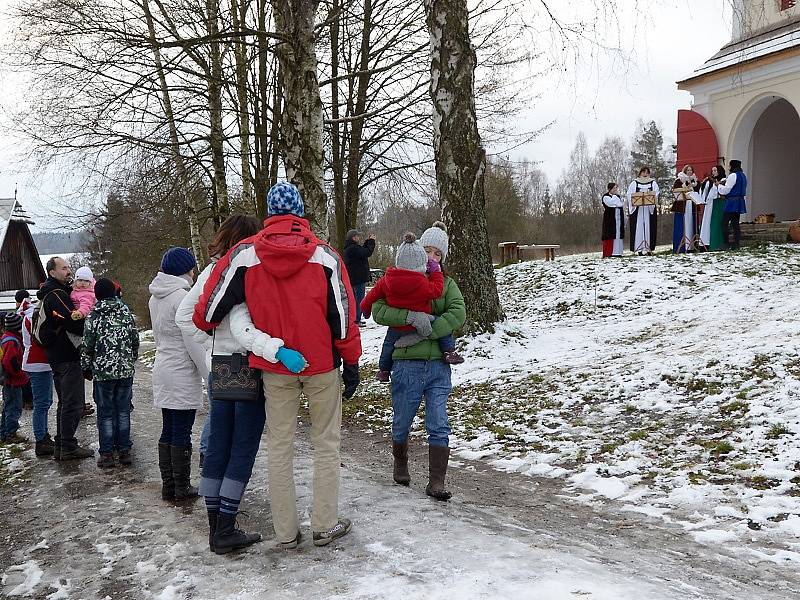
200, 413, 211, 456
28, 371, 54, 442
390, 360, 452, 447
1, 385, 23, 439
378, 327, 456, 372
94, 378, 133, 454
353, 283, 366, 322
199, 396, 266, 502
159, 408, 196, 448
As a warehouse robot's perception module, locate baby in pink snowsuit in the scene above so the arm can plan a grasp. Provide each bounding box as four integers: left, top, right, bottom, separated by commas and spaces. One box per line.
71, 266, 97, 320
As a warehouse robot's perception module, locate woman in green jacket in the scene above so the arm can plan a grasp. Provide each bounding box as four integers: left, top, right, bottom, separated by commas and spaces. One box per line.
371, 222, 466, 500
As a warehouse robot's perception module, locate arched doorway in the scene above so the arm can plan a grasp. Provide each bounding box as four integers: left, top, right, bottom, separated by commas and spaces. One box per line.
730, 96, 800, 221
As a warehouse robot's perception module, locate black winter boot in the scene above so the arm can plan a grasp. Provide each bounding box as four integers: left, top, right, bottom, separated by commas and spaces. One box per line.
207, 511, 218, 553
392, 441, 410, 486
213, 512, 263, 554
170, 445, 198, 501
158, 442, 175, 500
425, 445, 452, 501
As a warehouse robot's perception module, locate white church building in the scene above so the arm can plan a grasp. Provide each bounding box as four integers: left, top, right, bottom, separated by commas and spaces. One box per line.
678, 0, 800, 223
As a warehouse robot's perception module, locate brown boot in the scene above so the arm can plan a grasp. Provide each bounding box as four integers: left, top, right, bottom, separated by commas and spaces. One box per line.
392, 441, 410, 486
425, 445, 452, 501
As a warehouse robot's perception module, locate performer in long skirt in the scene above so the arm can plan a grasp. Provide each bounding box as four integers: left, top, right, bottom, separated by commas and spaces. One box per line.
601, 183, 625, 258
699, 165, 726, 250
671, 165, 699, 253
626, 166, 660, 255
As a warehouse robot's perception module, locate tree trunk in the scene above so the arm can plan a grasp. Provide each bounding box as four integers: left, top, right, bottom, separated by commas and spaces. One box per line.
206, 0, 230, 222
271, 0, 327, 236
329, 0, 346, 249
269, 68, 283, 191
231, 0, 254, 213
425, 0, 503, 333
142, 0, 205, 268
343, 0, 372, 245
253, 0, 270, 217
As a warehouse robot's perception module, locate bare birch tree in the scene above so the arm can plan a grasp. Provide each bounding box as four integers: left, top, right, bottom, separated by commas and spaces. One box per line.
271, 0, 328, 234
425, 0, 503, 333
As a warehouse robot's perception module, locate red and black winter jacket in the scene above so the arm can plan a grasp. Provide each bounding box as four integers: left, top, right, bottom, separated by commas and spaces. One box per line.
192, 215, 362, 376
360, 268, 444, 331
2, 331, 30, 387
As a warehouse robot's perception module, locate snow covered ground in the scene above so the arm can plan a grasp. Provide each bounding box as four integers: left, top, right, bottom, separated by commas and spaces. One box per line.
3, 243, 800, 599
356, 244, 800, 565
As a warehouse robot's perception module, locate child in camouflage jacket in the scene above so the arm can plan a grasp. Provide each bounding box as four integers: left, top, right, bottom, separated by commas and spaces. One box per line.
81, 278, 139, 468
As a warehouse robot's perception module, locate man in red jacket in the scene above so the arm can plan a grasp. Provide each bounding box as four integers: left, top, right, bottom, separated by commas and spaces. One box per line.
1, 313, 30, 443
193, 182, 362, 548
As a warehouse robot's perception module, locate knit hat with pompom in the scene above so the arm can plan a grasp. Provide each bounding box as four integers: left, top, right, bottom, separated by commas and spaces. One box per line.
419, 221, 449, 261
394, 232, 428, 273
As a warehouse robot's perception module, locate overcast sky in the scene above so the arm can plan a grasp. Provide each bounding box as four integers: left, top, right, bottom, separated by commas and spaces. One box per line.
0, 0, 731, 231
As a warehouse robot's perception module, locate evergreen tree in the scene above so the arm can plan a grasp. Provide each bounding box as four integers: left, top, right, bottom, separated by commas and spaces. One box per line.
629, 120, 673, 199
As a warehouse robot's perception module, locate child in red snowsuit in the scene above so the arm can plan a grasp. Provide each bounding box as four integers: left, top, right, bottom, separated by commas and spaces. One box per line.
361, 233, 463, 382
1, 312, 30, 442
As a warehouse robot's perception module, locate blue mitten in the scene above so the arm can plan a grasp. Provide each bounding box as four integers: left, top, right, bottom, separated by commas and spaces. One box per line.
276, 347, 307, 374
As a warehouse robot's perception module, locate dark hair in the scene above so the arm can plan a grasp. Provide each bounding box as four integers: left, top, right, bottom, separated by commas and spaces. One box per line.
607, 182, 616, 193
712, 165, 726, 181
729, 160, 742, 173
45, 256, 61, 275
14, 289, 30, 303
208, 214, 262, 258
638, 166, 651, 177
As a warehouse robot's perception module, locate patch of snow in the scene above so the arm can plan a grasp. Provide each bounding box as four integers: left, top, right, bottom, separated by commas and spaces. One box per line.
2, 561, 43, 596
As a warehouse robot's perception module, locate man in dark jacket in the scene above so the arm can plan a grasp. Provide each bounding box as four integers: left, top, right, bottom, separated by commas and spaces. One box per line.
342, 229, 375, 326
37, 257, 93, 460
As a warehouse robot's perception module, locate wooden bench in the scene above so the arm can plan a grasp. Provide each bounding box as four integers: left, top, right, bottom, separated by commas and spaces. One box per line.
520, 245, 559, 261
497, 242, 560, 263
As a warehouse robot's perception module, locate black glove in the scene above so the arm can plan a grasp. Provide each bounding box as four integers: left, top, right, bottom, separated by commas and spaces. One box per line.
342, 363, 360, 399
83, 370, 93, 381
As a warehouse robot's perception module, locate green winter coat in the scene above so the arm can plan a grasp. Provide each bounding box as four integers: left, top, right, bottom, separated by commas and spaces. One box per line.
81, 298, 140, 381
371, 276, 466, 361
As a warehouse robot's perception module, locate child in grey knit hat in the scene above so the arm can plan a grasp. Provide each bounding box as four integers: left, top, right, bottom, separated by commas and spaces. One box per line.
361, 232, 463, 382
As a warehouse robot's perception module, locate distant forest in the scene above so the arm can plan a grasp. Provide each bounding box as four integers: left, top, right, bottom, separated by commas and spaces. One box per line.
33, 231, 89, 255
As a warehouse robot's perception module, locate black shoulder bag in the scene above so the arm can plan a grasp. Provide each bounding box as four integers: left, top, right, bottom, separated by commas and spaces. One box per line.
209, 333, 263, 402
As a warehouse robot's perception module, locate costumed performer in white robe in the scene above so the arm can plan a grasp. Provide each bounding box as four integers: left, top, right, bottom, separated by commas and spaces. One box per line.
626, 166, 659, 255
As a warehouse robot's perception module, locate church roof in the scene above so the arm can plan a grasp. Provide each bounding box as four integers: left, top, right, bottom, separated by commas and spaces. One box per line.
679, 16, 800, 84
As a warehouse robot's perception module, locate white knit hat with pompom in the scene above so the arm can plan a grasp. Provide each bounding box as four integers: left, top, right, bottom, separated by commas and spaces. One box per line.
419, 221, 449, 261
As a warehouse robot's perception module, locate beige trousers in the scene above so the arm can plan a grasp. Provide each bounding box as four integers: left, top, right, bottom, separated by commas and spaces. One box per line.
262, 369, 342, 542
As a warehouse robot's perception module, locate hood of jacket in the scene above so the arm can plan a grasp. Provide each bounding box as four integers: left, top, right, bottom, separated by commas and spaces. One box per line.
382, 267, 427, 297
37, 276, 72, 299
149, 271, 192, 299
256, 215, 319, 279
92, 297, 126, 318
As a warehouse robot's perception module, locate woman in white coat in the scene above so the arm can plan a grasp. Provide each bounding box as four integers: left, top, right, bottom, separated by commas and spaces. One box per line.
149, 247, 206, 502
176, 215, 308, 555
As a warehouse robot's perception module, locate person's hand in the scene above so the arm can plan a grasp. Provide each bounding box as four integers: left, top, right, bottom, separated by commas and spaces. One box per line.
405, 311, 433, 337
368, 234, 376, 240
342, 363, 359, 399
71, 310, 84, 321
83, 370, 93, 381
276, 347, 307, 374
426, 258, 441, 273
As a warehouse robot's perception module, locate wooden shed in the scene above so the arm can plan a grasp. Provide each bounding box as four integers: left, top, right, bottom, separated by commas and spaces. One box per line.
0, 197, 46, 292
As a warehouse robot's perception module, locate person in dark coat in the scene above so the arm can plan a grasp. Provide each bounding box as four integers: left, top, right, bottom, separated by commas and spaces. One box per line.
37, 257, 94, 461
343, 229, 376, 326
601, 183, 625, 258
